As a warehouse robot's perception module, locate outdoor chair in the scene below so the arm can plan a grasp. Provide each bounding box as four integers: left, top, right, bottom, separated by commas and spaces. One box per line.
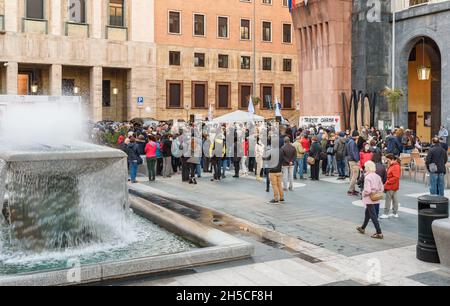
400, 156, 412, 180
413, 157, 427, 183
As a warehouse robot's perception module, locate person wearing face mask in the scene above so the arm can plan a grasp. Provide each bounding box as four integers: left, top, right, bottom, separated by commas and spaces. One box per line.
359, 143, 373, 170
356, 161, 384, 239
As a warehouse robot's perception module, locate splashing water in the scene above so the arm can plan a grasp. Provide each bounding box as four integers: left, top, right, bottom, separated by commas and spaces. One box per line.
0, 96, 195, 275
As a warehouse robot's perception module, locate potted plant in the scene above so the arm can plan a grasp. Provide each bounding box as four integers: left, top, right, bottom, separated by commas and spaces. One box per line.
380, 87, 403, 113
252, 96, 261, 106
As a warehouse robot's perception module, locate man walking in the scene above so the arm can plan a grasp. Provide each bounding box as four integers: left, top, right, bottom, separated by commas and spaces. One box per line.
334, 132, 347, 180
426, 137, 448, 196
346, 131, 361, 196
293, 135, 306, 180
281, 137, 297, 191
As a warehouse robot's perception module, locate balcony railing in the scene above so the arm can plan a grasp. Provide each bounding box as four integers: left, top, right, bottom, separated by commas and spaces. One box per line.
22, 18, 48, 34
65, 22, 89, 38
106, 25, 128, 41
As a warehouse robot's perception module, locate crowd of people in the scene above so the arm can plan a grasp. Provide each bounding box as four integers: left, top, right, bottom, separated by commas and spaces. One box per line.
95, 119, 449, 240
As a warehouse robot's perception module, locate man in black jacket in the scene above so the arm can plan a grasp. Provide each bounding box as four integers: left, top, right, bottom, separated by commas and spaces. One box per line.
268, 136, 284, 204
281, 137, 297, 191
426, 137, 448, 196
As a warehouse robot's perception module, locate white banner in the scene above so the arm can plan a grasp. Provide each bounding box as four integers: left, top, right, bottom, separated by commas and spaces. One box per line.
299, 116, 342, 132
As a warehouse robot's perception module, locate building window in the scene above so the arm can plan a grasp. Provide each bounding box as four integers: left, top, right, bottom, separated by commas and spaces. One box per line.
260, 84, 274, 109
239, 83, 253, 109
262, 57, 272, 71
102, 80, 111, 107
194, 53, 205, 67
169, 51, 181, 66
283, 59, 292, 72
218, 54, 229, 69
217, 16, 229, 38
193, 14, 205, 36
262, 21, 272, 42
192, 82, 208, 109
240, 19, 251, 40
167, 80, 183, 108
68, 0, 86, 23
282, 0, 288, 7
283, 23, 292, 43
26, 0, 44, 19
62, 79, 75, 96
281, 85, 294, 109
169, 11, 181, 34
241, 56, 251, 70
109, 0, 124, 27
216, 82, 231, 109
262, 0, 272, 4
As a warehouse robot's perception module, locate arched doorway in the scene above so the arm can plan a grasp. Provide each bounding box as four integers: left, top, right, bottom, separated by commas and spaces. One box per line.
407, 37, 441, 143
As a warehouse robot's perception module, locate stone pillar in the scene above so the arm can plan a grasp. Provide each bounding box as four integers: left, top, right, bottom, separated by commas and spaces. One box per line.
6, 62, 18, 95
49, 64, 62, 96
91, 0, 103, 39
126, 67, 156, 120
4, 0, 18, 32
49, 0, 62, 36
90, 66, 103, 122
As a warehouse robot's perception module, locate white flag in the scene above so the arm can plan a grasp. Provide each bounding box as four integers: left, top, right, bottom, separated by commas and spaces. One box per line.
275, 97, 282, 117
248, 96, 255, 115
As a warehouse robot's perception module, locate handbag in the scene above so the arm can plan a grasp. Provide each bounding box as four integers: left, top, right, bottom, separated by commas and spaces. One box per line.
307, 156, 316, 165
370, 192, 384, 202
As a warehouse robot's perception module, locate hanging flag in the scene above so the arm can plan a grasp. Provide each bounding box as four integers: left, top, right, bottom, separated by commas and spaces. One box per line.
248, 96, 255, 115
288, 0, 297, 12
275, 97, 282, 117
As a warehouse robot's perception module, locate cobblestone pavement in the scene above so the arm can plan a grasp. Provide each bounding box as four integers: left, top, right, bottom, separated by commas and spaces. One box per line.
124, 171, 450, 286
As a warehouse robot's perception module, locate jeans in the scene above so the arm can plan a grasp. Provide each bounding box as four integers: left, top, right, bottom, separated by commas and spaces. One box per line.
129, 161, 138, 182
212, 157, 222, 180
269, 172, 284, 201
430, 173, 446, 196
403, 149, 413, 154
195, 164, 202, 177
362, 204, 382, 234
282, 165, 294, 190
221, 158, 228, 177
326, 155, 335, 175
336, 159, 346, 177
146, 157, 156, 181
303, 152, 309, 174
294, 157, 304, 179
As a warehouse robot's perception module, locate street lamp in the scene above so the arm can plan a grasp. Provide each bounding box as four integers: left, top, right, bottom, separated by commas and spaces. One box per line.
73, 86, 80, 95
31, 84, 38, 94
296, 101, 301, 111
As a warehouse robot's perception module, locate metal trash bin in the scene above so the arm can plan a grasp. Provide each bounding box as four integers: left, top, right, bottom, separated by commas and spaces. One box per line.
417, 195, 449, 263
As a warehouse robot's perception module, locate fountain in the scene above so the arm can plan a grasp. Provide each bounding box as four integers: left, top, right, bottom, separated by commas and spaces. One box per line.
0, 95, 252, 285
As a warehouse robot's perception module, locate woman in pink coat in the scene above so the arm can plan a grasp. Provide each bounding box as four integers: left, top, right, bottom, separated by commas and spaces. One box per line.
357, 161, 384, 239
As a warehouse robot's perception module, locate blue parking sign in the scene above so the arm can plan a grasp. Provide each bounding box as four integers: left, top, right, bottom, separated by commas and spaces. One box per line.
137, 97, 144, 107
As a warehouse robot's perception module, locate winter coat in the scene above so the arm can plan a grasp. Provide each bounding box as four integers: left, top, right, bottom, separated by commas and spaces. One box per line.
384, 161, 401, 191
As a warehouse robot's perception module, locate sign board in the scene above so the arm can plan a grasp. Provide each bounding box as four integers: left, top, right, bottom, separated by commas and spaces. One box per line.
137, 97, 144, 108
299, 116, 341, 132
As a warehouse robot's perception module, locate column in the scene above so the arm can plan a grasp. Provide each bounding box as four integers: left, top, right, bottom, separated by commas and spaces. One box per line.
6, 62, 18, 95
49, 64, 62, 96
90, 66, 103, 122
91, 0, 103, 39
49, 0, 62, 36
4, 0, 19, 33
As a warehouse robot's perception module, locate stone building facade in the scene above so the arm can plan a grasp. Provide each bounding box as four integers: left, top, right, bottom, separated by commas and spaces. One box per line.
0, 0, 299, 122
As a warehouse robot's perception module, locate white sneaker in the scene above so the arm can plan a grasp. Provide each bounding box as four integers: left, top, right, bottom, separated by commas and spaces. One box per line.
379, 214, 390, 219
392, 214, 399, 218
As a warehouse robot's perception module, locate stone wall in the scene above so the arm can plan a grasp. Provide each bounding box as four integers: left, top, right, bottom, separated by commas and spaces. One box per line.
393, 1, 450, 132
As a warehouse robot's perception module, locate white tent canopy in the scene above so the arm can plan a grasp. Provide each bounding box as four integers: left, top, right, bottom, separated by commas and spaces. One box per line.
212, 110, 265, 124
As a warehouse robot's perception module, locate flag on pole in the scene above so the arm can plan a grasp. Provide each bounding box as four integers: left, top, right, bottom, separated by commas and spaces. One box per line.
248, 96, 255, 115
288, 0, 297, 12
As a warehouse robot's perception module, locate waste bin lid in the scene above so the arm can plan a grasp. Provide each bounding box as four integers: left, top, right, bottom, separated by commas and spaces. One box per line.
418, 195, 449, 205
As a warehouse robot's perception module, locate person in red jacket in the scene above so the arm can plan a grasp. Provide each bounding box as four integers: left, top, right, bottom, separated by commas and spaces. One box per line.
380, 154, 401, 219
359, 143, 373, 170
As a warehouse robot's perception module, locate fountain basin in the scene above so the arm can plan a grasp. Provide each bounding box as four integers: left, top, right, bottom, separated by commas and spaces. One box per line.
0, 196, 253, 286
